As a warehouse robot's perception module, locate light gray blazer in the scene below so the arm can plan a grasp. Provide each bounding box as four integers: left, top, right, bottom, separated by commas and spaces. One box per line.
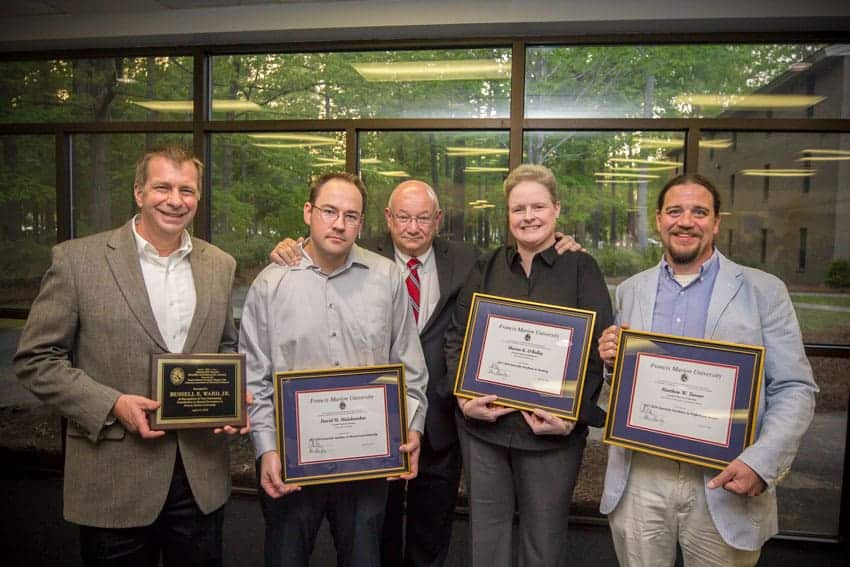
600, 251, 817, 551
14, 222, 238, 528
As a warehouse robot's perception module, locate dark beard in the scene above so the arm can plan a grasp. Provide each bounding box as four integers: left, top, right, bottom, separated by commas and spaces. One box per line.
669, 247, 700, 266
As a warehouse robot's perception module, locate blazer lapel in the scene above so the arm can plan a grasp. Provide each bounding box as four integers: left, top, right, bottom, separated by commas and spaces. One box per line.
422, 237, 452, 335
106, 224, 168, 351
705, 252, 743, 339
183, 239, 212, 353
635, 267, 659, 330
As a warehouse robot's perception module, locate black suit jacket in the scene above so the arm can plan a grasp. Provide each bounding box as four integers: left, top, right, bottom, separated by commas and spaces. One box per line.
373, 235, 477, 452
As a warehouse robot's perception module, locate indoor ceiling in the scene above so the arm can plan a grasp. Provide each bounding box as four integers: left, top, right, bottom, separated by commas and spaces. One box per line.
0, 0, 349, 19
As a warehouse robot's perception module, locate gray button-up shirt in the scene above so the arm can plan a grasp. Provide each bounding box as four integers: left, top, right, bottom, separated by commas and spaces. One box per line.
241, 243, 429, 459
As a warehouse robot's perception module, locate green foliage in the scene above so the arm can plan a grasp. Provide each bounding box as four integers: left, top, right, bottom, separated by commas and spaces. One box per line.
826, 260, 850, 288
0, 43, 830, 297
0, 239, 52, 304
591, 245, 662, 278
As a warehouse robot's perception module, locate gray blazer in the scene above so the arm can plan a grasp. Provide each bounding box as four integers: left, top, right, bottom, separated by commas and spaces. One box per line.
600, 251, 817, 550
14, 222, 238, 529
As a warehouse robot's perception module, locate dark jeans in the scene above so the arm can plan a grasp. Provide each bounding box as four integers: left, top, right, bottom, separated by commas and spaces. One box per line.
381, 440, 462, 567
79, 456, 224, 567
257, 459, 388, 567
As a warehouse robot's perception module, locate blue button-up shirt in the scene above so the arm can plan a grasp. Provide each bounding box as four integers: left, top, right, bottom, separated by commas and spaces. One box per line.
651, 251, 720, 338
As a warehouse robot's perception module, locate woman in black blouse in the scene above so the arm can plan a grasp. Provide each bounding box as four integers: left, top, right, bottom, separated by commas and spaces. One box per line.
445, 164, 613, 567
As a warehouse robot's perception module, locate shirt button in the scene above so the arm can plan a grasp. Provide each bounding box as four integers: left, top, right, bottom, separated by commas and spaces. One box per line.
334, 361, 340, 366
676, 318, 681, 323
330, 332, 337, 337
328, 303, 334, 309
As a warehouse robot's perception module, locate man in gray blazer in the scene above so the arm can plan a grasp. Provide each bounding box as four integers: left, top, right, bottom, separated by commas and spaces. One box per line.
14, 146, 243, 566
597, 173, 817, 566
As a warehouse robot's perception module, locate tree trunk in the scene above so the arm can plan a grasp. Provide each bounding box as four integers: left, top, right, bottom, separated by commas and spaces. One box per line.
1, 137, 22, 241
636, 73, 655, 249
85, 59, 118, 232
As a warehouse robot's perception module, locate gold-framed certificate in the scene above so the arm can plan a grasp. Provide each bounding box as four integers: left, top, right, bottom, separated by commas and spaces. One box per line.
274, 364, 410, 486
603, 329, 765, 470
150, 353, 246, 430
453, 293, 597, 420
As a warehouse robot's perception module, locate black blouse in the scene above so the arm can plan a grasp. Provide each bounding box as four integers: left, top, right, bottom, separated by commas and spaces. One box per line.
445, 244, 614, 451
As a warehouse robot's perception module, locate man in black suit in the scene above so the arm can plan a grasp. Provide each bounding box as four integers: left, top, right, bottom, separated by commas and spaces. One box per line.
373, 181, 476, 567
271, 179, 579, 566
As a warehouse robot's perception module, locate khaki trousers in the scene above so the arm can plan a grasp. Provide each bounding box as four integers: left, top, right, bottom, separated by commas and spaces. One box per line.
608, 452, 761, 567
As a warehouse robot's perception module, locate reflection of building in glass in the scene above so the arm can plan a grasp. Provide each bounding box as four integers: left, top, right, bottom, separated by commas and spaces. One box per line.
700, 45, 850, 286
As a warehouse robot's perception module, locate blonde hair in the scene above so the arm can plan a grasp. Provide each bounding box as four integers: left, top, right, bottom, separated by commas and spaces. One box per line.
503, 164, 558, 203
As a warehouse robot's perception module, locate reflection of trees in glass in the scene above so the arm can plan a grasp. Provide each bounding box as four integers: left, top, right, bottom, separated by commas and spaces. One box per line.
73, 134, 192, 238
0, 136, 55, 306
1, 57, 193, 237
358, 131, 509, 250
210, 133, 345, 282
525, 44, 822, 118
525, 44, 821, 255
0, 57, 192, 123
525, 131, 680, 253
211, 49, 511, 120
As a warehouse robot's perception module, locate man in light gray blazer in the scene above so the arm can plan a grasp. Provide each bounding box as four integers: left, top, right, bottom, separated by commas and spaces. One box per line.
14, 146, 243, 566
597, 173, 817, 567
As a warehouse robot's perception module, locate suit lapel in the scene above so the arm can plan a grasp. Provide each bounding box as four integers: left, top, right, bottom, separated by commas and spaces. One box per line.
106, 224, 168, 351
705, 253, 743, 339
376, 234, 446, 335
423, 237, 452, 335
183, 239, 212, 353
635, 268, 659, 330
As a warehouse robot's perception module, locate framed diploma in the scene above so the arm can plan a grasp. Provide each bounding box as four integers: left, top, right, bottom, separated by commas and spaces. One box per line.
274, 364, 409, 486
150, 353, 247, 430
453, 293, 597, 420
604, 329, 765, 470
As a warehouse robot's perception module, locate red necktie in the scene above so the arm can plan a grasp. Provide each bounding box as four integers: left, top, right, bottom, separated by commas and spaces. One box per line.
406, 257, 421, 323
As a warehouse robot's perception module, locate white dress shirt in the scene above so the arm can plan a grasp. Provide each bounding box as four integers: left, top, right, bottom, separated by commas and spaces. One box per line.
394, 245, 440, 333
132, 217, 196, 353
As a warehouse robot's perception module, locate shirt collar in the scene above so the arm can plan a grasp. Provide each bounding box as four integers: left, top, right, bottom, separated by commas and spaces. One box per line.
661, 249, 718, 286
394, 244, 434, 269
299, 239, 370, 275
131, 216, 192, 261
505, 243, 558, 268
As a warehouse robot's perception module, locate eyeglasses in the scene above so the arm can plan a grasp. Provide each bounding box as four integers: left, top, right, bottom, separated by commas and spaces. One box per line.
391, 212, 437, 226
312, 205, 362, 227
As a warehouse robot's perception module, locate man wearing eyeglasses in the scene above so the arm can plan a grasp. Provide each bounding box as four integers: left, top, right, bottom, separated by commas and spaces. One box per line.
241, 172, 428, 567
270, 178, 581, 567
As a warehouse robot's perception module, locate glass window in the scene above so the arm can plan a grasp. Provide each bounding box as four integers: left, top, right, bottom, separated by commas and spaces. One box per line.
209, 132, 346, 317
0, 57, 193, 123
777, 356, 847, 536
358, 131, 510, 249
525, 44, 846, 119
698, 131, 850, 344
72, 133, 192, 237
211, 48, 511, 120
523, 130, 685, 276
0, 135, 55, 310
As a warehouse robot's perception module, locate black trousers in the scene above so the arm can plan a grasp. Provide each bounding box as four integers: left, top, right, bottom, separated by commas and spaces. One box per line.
79, 456, 224, 567
381, 439, 462, 567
